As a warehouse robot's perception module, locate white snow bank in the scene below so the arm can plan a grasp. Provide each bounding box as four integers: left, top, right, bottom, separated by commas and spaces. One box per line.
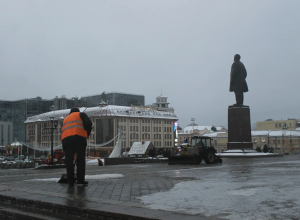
86, 159, 104, 165
218, 152, 279, 156
24, 174, 123, 182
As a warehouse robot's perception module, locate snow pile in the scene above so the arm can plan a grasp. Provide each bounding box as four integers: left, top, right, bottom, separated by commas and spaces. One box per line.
24, 173, 123, 182
86, 159, 104, 165
218, 152, 279, 156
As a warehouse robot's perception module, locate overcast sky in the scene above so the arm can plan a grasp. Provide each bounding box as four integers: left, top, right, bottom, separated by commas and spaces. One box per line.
1, 0, 299, 128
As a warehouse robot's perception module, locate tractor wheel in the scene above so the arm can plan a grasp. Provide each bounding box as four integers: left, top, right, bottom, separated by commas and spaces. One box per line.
192, 155, 200, 165
205, 151, 215, 164
218, 158, 223, 164
168, 160, 174, 165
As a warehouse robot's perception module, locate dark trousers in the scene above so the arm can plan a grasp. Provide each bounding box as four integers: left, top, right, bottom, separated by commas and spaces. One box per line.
234, 91, 244, 105
64, 143, 86, 184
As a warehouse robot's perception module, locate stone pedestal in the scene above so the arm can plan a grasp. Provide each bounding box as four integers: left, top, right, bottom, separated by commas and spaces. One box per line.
227, 106, 253, 150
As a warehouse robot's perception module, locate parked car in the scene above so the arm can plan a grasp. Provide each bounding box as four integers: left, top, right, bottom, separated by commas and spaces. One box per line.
5, 155, 15, 161
35, 155, 46, 163
156, 155, 164, 159
0, 156, 4, 161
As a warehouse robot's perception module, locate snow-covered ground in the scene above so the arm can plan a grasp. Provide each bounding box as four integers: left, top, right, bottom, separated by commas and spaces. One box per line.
138, 159, 300, 220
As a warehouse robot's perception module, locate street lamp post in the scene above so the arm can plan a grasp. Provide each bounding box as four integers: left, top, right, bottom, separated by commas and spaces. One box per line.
48, 117, 58, 165
191, 118, 195, 135
1, 138, 3, 158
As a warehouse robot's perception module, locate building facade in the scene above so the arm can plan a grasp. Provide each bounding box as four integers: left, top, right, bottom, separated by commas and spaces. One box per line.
256, 118, 300, 131
80, 92, 144, 108
252, 130, 300, 154
25, 105, 177, 157
0, 92, 145, 143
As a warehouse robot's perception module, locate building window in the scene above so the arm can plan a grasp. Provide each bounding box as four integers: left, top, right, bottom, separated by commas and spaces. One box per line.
279, 123, 281, 127
278, 140, 280, 144
275, 123, 278, 128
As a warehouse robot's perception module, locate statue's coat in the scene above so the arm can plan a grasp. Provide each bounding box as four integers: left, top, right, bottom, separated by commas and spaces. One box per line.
229, 60, 248, 93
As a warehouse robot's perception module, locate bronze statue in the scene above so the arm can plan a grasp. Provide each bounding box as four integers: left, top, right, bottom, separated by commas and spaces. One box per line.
229, 54, 248, 106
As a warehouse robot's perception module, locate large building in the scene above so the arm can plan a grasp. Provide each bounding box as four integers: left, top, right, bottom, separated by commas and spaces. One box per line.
25, 104, 177, 157
256, 118, 300, 131
0, 92, 145, 143
80, 92, 144, 107
0, 97, 54, 142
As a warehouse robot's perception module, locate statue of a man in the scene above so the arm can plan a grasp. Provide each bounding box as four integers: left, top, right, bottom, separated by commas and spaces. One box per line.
229, 54, 248, 106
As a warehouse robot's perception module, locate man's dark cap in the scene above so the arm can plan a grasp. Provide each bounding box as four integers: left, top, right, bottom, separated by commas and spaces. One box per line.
70, 107, 80, 114
234, 54, 241, 61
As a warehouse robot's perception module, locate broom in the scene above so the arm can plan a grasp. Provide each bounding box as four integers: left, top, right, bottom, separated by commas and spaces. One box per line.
58, 156, 77, 183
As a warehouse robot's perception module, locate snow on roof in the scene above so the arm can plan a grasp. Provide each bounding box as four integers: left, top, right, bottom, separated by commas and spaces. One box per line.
25, 105, 178, 123
128, 141, 152, 155
251, 130, 300, 137
10, 141, 22, 146
183, 126, 225, 133
202, 132, 227, 137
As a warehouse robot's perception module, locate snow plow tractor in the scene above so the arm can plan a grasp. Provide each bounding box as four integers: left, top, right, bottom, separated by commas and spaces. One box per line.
168, 136, 222, 165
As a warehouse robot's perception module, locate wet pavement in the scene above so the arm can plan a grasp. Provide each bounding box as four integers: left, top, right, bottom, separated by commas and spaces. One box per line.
0, 155, 299, 219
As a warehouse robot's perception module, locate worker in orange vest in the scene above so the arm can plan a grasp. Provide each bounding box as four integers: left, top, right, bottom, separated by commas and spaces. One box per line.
62, 107, 92, 187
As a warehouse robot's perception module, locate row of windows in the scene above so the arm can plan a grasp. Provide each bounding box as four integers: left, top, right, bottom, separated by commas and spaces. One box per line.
275, 123, 292, 128
154, 127, 161, 132
142, 133, 150, 139
28, 130, 35, 135
154, 134, 162, 139
164, 141, 172, 147
142, 126, 150, 132
27, 124, 35, 129
130, 133, 139, 139
119, 119, 172, 125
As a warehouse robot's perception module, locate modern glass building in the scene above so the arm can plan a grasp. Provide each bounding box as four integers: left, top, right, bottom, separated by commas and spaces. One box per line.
80, 92, 144, 107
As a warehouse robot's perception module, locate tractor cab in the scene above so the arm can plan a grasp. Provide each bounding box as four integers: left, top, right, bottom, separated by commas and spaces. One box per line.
191, 136, 212, 149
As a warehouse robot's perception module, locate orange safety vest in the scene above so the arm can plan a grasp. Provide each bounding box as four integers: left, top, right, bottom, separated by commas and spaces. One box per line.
61, 112, 88, 140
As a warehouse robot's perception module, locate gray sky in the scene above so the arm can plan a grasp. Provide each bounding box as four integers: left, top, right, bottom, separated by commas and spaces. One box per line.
1, 0, 299, 128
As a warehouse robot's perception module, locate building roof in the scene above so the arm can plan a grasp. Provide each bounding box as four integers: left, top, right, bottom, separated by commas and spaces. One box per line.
202, 132, 227, 137
128, 141, 152, 155
252, 130, 300, 137
182, 126, 225, 133
25, 105, 178, 123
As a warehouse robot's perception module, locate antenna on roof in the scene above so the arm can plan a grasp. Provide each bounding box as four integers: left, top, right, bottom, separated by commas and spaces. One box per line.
161, 86, 162, 95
